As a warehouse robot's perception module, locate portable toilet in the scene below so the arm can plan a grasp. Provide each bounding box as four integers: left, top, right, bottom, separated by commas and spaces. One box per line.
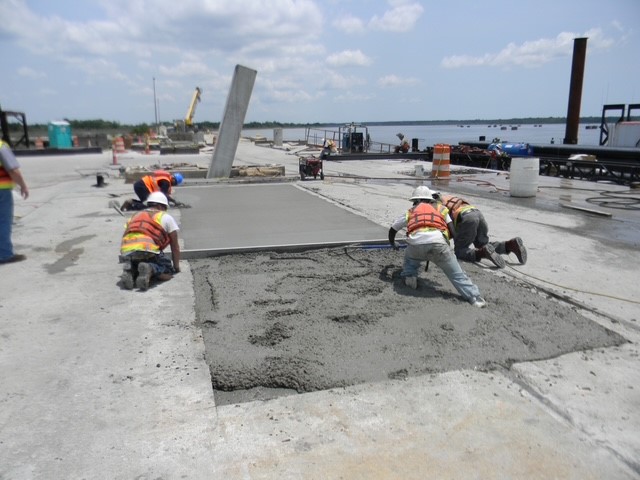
48, 120, 73, 148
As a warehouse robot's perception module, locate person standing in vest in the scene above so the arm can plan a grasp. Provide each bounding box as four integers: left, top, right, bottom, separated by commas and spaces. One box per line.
119, 170, 184, 211
0, 140, 29, 264
388, 186, 487, 308
119, 192, 180, 290
434, 192, 527, 269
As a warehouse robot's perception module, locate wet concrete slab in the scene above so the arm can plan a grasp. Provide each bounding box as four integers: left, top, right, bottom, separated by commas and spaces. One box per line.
178, 183, 388, 253
191, 247, 625, 405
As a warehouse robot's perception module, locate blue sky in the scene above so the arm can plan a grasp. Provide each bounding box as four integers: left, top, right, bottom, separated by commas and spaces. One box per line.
1, 0, 638, 125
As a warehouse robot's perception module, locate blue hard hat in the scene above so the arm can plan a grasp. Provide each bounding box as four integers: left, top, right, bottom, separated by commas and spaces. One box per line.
172, 173, 184, 185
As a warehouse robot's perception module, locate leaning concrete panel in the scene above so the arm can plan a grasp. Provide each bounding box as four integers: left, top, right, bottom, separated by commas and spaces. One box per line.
178, 183, 388, 254
208, 65, 257, 178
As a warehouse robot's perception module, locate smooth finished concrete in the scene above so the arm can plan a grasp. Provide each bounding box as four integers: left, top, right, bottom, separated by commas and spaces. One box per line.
178, 183, 388, 253
1, 141, 638, 479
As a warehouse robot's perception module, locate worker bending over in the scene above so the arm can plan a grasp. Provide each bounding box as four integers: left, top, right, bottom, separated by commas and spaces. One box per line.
433, 192, 527, 268
120, 170, 184, 211
119, 192, 180, 290
389, 186, 487, 308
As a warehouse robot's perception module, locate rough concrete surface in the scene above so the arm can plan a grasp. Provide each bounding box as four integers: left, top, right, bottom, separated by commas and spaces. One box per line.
192, 247, 624, 405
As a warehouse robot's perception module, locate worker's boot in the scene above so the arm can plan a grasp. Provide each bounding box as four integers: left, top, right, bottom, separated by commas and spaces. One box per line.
121, 263, 134, 290
404, 276, 418, 289
475, 244, 505, 269
136, 262, 153, 290
121, 200, 133, 211
505, 237, 527, 265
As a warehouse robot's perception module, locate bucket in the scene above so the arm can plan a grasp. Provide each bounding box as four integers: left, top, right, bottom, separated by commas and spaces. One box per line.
510, 157, 539, 197
415, 164, 424, 176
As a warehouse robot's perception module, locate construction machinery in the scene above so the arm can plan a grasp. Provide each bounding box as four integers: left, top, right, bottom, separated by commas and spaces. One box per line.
298, 156, 324, 180
0, 104, 30, 149
174, 87, 202, 132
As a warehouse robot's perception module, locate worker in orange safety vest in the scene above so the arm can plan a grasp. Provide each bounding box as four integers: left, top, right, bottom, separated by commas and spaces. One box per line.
434, 192, 527, 269
119, 170, 185, 211
388, 186, 487, 308
119, 192, 181, 290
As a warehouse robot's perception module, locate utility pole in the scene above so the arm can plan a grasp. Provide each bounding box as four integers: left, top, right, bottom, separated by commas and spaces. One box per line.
153, 77, 158, 131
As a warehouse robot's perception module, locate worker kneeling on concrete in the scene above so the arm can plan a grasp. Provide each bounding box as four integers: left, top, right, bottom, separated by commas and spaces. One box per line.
121, 170, 184, 211
119, 192, 181, 290
433, 192, 527, 269
388, 186, 487, 308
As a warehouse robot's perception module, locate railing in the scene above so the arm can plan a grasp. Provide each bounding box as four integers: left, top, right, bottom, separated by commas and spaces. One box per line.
304, 126, 397, 154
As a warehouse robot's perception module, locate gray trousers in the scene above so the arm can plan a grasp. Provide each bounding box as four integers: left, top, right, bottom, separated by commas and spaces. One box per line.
453, 209, 506, 262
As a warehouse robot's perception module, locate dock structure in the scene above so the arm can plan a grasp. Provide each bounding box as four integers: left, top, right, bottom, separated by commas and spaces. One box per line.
460, 140, 640, 185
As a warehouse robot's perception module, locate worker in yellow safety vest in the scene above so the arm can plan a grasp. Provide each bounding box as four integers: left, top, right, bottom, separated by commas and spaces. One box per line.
0, 140, 29, 264
435, 193, 527, 269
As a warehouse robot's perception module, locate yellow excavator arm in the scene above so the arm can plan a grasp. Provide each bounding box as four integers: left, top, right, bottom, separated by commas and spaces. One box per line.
184, 87, 202, 127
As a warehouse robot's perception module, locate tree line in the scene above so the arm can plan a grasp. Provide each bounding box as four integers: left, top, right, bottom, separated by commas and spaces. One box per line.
14, 116, 612, 134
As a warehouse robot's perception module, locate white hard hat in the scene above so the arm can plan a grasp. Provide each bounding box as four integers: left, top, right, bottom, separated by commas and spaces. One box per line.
146, 192, 169, 206
409, 186, 435, 201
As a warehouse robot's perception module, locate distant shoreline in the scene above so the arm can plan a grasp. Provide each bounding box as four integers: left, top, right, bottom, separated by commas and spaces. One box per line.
20, 117, 605, 134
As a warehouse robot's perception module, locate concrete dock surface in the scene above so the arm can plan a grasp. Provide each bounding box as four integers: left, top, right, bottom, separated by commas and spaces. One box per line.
1, 139, 639, 479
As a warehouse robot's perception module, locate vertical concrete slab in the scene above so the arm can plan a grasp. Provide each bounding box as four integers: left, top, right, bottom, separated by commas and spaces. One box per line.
208, 65, 257, 178
273, 128, 283, 147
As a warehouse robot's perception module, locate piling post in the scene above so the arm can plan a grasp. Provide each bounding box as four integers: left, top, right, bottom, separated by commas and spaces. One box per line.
563, 37, 588, 145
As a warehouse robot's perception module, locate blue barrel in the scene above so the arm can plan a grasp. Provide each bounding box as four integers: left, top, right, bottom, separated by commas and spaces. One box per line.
498, 142, 533, 156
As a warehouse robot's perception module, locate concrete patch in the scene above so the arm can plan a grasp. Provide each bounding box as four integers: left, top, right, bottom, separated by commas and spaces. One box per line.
191, 247, 625, 404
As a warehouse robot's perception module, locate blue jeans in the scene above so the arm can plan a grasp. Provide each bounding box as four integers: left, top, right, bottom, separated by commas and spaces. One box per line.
0, 189, 15, 260
401, 242, 482, 302
121, 251, 174, 278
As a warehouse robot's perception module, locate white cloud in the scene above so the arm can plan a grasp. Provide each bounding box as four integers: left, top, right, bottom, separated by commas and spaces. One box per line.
332, 91, 375, 103
322, 71, 366, 90
333, 15, 366, 34
17, 66, 46, 79
442, 28, 616, 69
377, 74, 419, 87
326, 50, 373, 67
368, 1, 424, 33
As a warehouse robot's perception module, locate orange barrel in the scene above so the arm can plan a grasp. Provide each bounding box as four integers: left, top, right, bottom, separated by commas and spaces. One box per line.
431, 144, 451, 180
114, 136, 126, 153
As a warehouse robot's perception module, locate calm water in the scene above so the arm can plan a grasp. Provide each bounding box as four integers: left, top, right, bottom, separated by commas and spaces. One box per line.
242, 123, 602, 148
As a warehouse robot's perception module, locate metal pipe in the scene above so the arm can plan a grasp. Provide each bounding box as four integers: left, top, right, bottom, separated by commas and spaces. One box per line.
564, 38, 588, 145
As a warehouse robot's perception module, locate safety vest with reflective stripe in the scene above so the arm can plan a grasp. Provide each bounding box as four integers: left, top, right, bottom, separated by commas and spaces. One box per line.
120, 210, 170, 255
142, 170, 172, 195
441, 194, 475, 225
406, 202, 450, 239
0, 140, 15, 189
